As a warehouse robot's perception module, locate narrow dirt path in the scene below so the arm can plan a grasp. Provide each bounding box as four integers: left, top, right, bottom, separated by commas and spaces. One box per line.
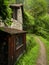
35, 37, 47, 65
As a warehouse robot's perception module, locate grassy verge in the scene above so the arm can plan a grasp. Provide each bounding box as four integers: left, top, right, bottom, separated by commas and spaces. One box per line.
39, 36, 49, 65
15, 34, 39, 65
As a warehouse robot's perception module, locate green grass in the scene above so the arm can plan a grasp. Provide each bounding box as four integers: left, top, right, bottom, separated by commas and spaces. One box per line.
39, 36, 49, 65
15, 34, 39, 65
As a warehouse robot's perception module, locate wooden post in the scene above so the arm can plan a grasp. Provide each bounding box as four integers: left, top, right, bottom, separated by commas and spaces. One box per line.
23, 33, 26, 50
8, 35, 14, 65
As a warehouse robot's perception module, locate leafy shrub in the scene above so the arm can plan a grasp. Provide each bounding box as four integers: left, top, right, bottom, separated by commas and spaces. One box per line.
0, 0, 12, 24
26, 34, 36, 51
23, 12, 35, 33
40, 14, 49, 31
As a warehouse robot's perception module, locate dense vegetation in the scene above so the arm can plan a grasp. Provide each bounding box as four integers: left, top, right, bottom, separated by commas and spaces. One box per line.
0, 0, 11, 20
23, 0, 49, 40
23, 12, 35, 33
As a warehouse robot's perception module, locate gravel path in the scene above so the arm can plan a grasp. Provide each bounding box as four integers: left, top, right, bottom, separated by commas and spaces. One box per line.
35, 37, 47, 65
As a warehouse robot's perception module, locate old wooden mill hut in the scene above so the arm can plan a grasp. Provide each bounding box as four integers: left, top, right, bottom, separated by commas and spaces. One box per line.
0, 4, 27, 65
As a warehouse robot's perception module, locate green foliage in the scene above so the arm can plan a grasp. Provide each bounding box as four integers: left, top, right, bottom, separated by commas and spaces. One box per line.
35, 14, 49, 38
31, 0, 48, 34
15, 34, 39, 65
24, 0, 32, 12
16, 0, 24, 4
0, 0, 12, 23
26, 34, 36, 50
4, 18, 12, 26
40, 14, 49, 30
31, 0, 47, 17
10, 0, 16, 4
23, 12, 35, 33
23, 0, 49, 35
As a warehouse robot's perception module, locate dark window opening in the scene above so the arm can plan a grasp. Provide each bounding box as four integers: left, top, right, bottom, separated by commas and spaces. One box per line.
15, 8, 17, 20
11, 8, 17, 20
16, 35, 23, 48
